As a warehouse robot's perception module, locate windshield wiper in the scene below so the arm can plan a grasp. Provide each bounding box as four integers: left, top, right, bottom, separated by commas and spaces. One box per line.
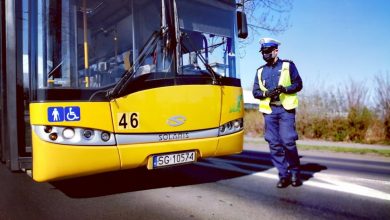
196, 51, 220, 85
106, 30, 162, 100
180, 34, 220, 85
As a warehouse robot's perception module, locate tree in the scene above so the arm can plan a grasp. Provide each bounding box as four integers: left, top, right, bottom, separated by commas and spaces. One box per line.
237, 0, 293, 49
374, 72, 390, 140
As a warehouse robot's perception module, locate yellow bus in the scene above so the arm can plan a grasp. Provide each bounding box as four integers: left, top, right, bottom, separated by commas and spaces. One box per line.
0, 0, 248, 182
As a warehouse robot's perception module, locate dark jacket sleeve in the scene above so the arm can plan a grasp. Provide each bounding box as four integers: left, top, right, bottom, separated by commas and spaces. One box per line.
285, 62, 303, 94
252, 72, 266, 99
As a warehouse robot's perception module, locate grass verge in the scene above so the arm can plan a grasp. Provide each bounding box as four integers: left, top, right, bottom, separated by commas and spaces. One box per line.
297, 145, 390, 157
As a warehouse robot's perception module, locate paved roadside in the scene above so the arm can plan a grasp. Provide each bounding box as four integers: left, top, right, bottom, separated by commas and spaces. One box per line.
245, 136, 390, 150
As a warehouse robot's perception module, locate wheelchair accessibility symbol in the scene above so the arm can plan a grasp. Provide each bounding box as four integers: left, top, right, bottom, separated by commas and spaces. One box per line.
48, 106, 80, 122
64, 107, 80, 121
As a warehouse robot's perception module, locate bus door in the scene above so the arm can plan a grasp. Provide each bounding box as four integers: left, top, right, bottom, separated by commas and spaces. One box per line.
0, 0, 4, 162
0, 0, 31, 170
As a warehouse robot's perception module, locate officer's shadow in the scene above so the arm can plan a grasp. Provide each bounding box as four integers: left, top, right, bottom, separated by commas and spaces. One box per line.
299, 162, 328, 181
219, 150, 328, 182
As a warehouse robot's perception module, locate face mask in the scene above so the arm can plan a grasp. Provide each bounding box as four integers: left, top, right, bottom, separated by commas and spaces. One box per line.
262, 52, 275, 63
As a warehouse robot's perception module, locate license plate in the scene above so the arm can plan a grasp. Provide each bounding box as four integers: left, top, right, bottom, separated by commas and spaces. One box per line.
153, 151, 196, 168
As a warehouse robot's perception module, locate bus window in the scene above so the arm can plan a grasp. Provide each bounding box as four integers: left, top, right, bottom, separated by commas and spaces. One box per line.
36, 0, 163, 90
176, 0, 237, 79
180, 32, 237, 78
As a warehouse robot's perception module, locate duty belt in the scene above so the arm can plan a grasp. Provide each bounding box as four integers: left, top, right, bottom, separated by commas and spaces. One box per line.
270, 101, 282, 106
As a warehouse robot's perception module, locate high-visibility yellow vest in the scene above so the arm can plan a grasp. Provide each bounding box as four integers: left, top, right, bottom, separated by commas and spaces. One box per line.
257, 62, 298, 114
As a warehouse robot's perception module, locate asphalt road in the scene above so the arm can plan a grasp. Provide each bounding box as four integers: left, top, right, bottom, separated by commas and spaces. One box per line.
1, 142, 389, 220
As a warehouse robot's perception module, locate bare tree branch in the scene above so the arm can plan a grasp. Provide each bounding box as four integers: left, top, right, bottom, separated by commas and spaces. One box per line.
344, 78, 370, 110
374, 71, 390, 118
237, 0, 293, 56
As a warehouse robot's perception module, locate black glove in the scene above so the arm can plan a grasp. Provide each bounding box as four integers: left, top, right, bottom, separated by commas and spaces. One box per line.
265, 88, 281, 97
276, 85, 287, 94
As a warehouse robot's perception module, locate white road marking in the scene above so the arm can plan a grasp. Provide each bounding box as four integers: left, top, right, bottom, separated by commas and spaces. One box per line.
198, 158, 390, 201
308, 173, 390, 201
313, 173, 390, 186
231, 153, 390, 172
212, 157, 390, 186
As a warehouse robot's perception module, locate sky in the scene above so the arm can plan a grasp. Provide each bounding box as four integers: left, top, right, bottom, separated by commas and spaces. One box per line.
238, 0, 390, 95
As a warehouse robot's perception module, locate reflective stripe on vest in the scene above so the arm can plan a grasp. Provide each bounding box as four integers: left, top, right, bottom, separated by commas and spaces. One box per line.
256, 62, 298, 114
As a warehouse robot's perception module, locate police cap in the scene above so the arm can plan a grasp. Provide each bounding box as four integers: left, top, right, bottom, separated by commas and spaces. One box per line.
259, 37, 281, 52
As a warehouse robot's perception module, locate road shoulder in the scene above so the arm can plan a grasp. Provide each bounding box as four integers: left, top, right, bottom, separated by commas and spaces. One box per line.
244, 136, 390, 162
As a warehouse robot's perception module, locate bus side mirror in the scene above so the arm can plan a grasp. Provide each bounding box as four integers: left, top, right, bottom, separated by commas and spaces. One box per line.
237, 11, 248, 39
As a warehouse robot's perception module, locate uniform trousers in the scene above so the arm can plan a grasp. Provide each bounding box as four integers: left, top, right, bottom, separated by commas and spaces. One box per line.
263, 105, 300, 178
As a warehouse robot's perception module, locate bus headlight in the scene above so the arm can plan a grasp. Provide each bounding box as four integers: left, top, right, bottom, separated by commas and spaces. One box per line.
83, 129, 94, 139
63, 128, 75, 139
233, 120, 240, 128
226, 122, 233, 130
220, 124, 226, 133
32, 125, 116, 146
44, 126, 52, 133
101, 132, 110, 142
49, 132, 58, 141
218, 118, 243, 136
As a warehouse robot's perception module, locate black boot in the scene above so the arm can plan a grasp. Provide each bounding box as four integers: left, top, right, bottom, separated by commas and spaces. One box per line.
276, 177, 291, 188
291, 173, 302, 187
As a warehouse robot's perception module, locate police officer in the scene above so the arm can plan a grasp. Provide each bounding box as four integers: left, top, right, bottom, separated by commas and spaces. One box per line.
252, 38, 303, 188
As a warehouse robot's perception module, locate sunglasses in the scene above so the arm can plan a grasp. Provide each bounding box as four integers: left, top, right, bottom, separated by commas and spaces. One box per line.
261, 48, 276, 54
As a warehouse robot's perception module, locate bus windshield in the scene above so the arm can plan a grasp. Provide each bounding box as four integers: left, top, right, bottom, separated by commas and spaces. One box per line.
35, 0, 237, 99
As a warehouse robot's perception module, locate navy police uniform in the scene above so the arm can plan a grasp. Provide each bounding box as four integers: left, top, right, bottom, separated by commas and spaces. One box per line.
252, 38, 303, 188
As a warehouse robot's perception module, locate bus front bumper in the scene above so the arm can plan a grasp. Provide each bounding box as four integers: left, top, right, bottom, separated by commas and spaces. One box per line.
32, 131, 243, 182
